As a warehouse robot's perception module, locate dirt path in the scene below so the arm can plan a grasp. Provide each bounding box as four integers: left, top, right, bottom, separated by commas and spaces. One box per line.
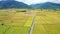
29, 15, 36, 34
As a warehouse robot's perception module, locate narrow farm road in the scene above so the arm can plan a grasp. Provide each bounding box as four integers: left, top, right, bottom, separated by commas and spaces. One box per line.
29, 15, 36, 34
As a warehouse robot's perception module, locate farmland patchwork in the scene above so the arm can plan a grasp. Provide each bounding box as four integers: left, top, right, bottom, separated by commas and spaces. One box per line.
0, 9, 60, 34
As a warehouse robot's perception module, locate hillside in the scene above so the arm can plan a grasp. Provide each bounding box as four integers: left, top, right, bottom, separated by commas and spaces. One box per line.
0, 1, 31, 9
31, 2, 60, 9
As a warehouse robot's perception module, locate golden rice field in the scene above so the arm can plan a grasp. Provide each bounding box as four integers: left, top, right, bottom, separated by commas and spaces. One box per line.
0, 9, 60, 34
32, 10, 60, 34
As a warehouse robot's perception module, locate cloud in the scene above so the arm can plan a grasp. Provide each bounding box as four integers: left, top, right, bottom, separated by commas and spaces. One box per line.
0, 0, 15, 1
16, 0, 60, 5
16, 0, 46, 5
0, 0, 60, 4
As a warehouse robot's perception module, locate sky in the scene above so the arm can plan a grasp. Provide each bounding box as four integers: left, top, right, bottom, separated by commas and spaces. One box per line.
16, 0, 60, 5
0, 0, 60, 5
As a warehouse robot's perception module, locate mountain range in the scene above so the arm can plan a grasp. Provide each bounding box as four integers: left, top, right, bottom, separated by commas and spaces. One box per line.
0, 1, 60, 9
0, 1, 31, 9
31, 2, 60, 9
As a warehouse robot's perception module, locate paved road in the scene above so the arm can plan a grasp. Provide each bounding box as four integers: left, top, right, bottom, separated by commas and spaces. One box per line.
29, 15, 36, 34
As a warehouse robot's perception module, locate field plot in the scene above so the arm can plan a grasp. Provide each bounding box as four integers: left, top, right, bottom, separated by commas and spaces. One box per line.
32, 11, 60, 34
0, 25, 9, 34
0, 10, 34, 34
0, 9, 60, 34
4, 26, 30, 34
24, 16, 34, 27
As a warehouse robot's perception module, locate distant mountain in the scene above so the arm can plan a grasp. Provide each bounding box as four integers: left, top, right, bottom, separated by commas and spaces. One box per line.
31, 2, 60, 9
0, 1, 31, 9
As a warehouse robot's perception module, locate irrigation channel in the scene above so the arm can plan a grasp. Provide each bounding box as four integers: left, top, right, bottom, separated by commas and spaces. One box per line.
29, 15, 36, 34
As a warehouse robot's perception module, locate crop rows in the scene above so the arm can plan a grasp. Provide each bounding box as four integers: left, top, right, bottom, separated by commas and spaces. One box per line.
32, 11, 60, 34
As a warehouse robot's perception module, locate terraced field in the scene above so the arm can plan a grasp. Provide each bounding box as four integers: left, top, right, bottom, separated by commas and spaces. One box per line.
0, 9, 60, 34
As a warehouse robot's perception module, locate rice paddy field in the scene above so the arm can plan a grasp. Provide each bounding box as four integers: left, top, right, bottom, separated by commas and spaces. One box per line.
0, 9, 60, 34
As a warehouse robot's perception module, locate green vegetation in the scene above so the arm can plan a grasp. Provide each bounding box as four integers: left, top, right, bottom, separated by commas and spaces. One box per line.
0, 25, 9, 34
5, 26, 30, 34
0, 9, 60, 34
